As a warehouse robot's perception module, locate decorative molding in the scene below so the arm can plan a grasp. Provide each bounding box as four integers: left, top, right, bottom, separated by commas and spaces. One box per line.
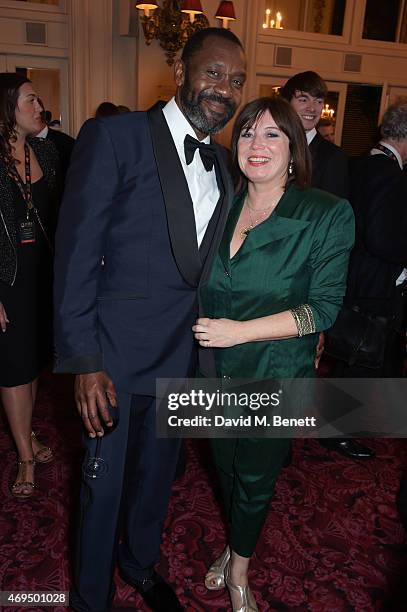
69, 0, 90, 133
69, 0, 114, 131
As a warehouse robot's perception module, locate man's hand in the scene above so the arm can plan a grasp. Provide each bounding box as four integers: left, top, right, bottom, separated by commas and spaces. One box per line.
75, 371, 117, 438
315, 331, 325, 370
0, 301, 9, 332
193, 317, 244, 348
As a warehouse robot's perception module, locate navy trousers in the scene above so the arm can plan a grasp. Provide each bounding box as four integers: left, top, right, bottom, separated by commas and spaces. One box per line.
70, 393, 181, 612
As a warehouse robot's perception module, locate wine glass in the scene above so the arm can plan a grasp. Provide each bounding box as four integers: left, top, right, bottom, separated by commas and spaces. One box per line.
83, 403, 119, 479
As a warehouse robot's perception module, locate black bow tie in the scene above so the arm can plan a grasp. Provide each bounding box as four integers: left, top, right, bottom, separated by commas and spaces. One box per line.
184, 134, 216, 171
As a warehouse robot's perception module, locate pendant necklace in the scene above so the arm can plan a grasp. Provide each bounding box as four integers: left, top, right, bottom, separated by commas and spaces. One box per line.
239, 197, 277, 240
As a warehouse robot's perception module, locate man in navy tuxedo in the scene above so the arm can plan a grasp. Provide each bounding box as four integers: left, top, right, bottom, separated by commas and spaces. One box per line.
54, 28, 246, 612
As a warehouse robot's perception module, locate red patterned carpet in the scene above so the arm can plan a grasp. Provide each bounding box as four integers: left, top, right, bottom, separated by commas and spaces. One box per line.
0, 372, 406, 612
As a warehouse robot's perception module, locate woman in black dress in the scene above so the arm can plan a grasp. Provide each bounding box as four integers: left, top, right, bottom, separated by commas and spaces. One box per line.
0, 73, 59, 498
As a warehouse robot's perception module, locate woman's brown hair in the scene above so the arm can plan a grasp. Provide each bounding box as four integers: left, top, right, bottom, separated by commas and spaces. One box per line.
231, 96, 312, 194
0, 72, 31, 168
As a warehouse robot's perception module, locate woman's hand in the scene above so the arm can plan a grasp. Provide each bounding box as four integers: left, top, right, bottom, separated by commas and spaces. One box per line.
0, 301, 9, 332
193, 317, 245, 348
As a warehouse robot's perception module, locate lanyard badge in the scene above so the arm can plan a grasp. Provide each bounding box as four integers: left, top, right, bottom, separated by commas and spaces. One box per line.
9, 143, 52, 250
9, 143, 36, 245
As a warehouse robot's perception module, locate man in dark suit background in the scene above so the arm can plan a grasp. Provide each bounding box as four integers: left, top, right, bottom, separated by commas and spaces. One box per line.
280, 70, 349, 199
333, 101, 407, 470
342, 101, 407, 378
280, 71, 369, 459
53, 28, 246, 612
36, 101, 75, 186
317, 117, 335, 143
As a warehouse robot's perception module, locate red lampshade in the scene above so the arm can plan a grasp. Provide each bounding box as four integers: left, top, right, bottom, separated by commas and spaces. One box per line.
181, 0, 204, 15
215, 1, 236, 21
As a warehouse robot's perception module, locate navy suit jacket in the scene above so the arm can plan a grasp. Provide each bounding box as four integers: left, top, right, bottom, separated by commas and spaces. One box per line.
53, 102, 233, 395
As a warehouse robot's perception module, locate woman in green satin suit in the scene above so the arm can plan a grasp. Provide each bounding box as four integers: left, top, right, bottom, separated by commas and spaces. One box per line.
193, 96, 355, 612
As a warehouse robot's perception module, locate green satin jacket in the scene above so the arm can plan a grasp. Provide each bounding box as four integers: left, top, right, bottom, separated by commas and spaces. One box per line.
200, 185, 355, 379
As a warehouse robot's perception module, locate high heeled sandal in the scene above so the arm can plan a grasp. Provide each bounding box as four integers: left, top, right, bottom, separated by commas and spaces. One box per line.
225, 562, 258, 612
204, 545, 230, 590
11, 459, 36, 499
31, 431, 54, 464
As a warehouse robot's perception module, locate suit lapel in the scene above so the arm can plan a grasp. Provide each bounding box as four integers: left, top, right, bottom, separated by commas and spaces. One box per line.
147, 102, 201, 287
309, 132, 321, 158
219, 187, 311, 264
217, 191, 244, 274
241, 214, 310, 255
198, 162, 224, 263
309, 132, 323, 182
199, 143, 233, 284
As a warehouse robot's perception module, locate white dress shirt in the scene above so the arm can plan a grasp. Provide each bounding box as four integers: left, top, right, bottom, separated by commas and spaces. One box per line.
306, 128, 317, 145
36, 125, 48, 139
370, 140, 403, 170
163, 97, 219, 248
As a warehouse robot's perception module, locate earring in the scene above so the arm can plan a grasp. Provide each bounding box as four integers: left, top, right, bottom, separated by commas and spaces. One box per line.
288, 160, 294, 175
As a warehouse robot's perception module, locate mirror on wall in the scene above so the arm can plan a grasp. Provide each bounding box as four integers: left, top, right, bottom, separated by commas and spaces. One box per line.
362, 0, 407, 44
261, 0, 346, 36
341, 84, 382, 156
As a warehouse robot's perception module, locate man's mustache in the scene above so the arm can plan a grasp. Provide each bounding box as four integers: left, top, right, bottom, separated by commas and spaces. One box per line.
197, 91, 235, 113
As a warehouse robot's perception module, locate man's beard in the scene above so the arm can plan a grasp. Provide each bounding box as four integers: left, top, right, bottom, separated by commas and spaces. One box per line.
180, 81, 236, 135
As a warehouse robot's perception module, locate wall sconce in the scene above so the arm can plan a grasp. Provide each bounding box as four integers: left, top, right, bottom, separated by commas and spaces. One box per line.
136, 2, 159, 17
181, 0, 203, 23
215, 1, 236, 28
136, 0, 237, 65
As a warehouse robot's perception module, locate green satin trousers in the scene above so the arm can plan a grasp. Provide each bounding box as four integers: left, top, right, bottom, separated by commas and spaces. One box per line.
210, 437, 290, 558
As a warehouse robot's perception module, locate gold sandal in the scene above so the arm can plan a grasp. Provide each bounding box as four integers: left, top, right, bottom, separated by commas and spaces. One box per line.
31, 431, 54, 464
11, 459, 36, 499
225, 562, 258, 612
205, 545, 230, 590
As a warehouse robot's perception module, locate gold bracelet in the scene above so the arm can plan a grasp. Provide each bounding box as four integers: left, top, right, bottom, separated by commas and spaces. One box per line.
290, 304, 316, 337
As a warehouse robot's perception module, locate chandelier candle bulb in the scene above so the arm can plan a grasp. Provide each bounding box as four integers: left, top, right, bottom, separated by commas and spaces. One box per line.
263, 8, 282, 29
321, 104, 335, 119
181, 0, 204, 22
136, 1, 159, 17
